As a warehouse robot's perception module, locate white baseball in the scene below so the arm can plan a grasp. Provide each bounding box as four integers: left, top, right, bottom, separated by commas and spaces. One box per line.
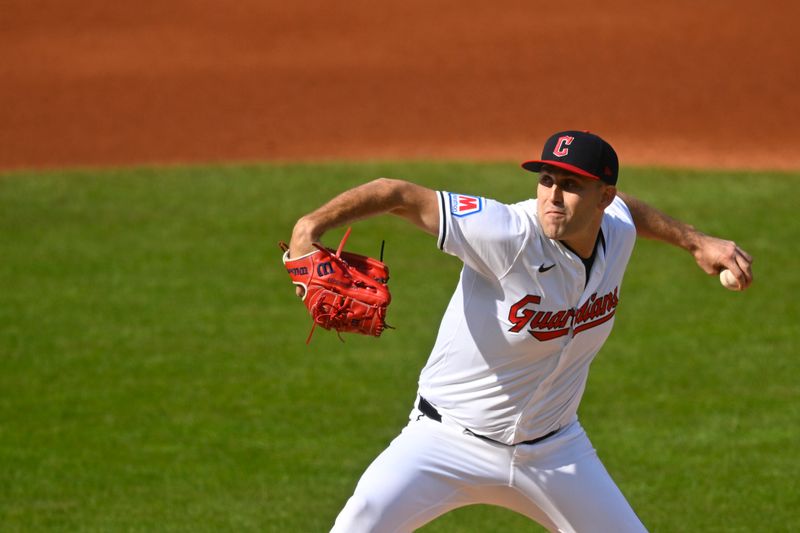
719, 269, 741, 291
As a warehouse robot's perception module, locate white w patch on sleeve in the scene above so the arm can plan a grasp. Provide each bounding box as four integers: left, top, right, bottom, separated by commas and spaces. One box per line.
449, 193, 483, 217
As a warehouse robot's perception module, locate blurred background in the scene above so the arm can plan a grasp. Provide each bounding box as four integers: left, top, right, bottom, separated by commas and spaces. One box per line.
1, 0, 799, 171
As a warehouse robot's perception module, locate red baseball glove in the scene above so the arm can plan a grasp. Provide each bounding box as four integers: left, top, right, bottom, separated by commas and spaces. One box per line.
280, 228, 391, 343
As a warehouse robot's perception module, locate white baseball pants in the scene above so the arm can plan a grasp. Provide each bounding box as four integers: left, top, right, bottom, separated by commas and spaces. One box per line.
331, 407, 647, 532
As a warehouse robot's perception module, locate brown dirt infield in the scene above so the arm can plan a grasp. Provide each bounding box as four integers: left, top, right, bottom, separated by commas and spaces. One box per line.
2, 0, 798, 171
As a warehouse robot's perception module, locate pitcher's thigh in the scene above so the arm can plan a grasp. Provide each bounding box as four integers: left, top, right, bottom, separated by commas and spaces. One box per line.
331, 419, 504, 533
514, 435, 647, 533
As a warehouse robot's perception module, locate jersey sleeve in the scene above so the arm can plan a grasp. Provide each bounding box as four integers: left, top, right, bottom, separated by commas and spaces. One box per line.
605, 195, 636, 232
436, 191, 529, 279
602, 195, 638, 254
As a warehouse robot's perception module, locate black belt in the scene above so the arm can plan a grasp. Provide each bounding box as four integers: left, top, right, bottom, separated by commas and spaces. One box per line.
418, 396, 558, 446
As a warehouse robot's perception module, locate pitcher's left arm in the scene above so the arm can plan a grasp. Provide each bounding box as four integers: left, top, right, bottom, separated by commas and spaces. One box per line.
617, 192, 753, 290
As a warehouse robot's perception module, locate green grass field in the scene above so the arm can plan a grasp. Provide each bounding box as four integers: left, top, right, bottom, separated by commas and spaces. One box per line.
1, 162, 798, 532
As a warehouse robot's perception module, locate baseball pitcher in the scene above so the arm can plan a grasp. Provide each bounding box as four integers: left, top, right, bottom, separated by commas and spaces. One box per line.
283, 130, 753, 532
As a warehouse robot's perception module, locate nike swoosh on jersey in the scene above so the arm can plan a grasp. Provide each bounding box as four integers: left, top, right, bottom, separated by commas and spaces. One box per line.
538, 264, 556, 273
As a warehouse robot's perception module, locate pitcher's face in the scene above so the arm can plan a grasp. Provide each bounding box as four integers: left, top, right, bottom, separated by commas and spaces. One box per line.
536, 166, 616, 255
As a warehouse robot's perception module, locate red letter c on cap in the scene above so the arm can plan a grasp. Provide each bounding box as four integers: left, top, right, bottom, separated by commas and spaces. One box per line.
553, 136, 574, 157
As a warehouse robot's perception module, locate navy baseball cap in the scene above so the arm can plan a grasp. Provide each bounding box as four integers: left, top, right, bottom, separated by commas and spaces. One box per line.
522, 130, 619, 185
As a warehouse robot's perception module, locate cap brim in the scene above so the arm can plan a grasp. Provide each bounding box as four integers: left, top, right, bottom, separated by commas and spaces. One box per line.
521, 160, 601, 181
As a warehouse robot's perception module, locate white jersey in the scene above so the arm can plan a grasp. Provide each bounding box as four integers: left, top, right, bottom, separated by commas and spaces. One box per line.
417, 191, 637, 445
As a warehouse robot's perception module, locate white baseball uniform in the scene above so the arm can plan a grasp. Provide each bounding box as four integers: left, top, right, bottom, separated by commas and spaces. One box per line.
331, 191, 647, 533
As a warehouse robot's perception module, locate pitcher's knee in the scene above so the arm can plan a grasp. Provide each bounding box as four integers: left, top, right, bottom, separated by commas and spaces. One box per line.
331, 494, 389, 533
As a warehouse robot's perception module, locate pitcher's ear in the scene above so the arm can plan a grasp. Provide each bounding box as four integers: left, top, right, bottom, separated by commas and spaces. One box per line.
600, 185, 617, 209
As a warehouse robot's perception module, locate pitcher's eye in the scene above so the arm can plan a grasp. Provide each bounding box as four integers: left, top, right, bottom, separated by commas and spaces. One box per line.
562, 180, 577, 191
539, 175, 554, 187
